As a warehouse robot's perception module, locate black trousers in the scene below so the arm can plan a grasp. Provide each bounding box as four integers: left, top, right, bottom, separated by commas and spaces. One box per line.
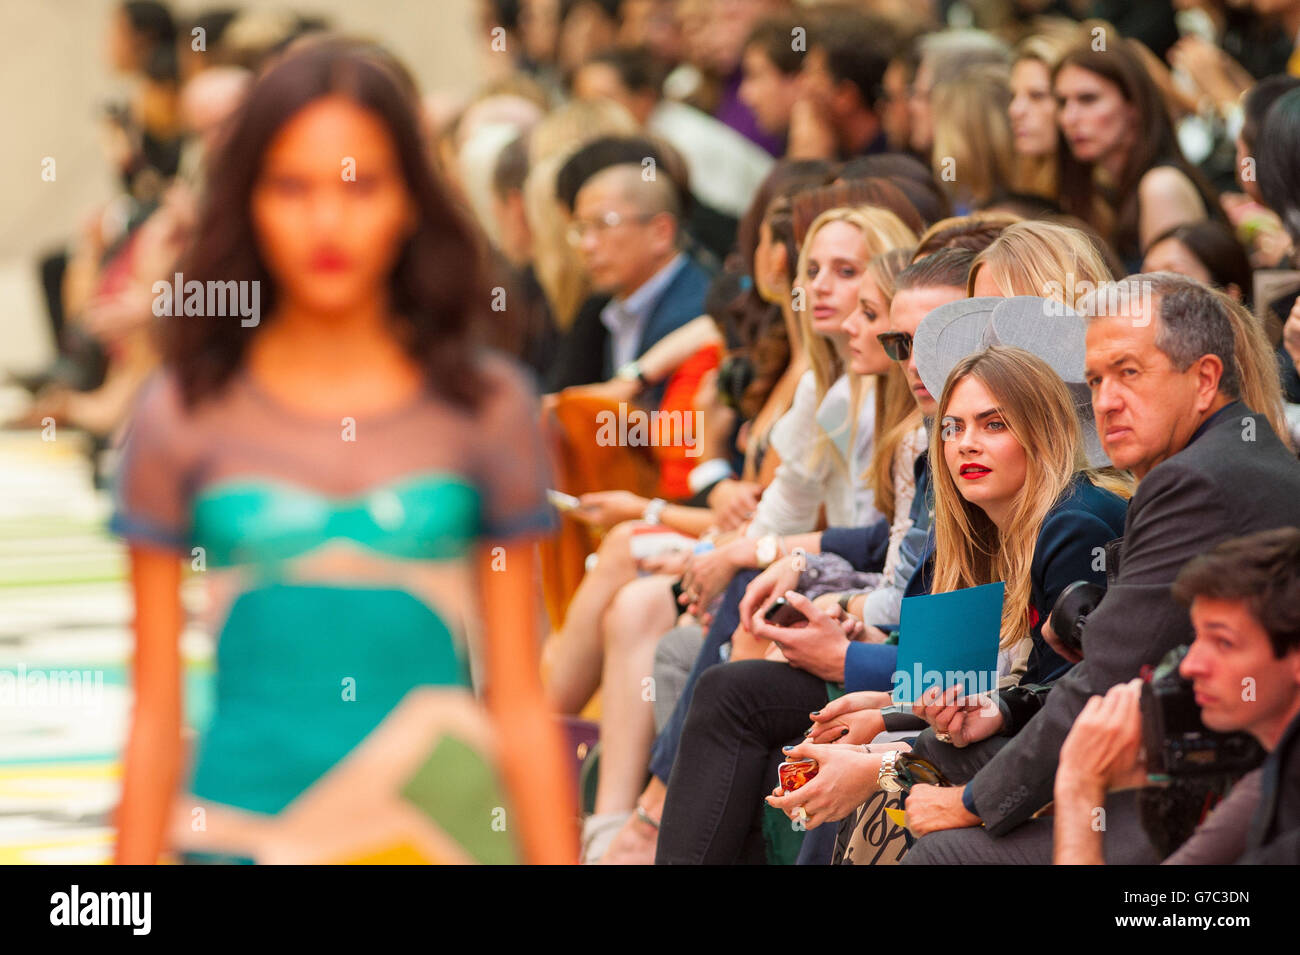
901, 788, 1160, 864
655, 660, 830, 864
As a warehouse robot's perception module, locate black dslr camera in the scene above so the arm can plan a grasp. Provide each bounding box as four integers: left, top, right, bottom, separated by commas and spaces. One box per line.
1047, 580, 1105, 657
1139, 645, 1265, 780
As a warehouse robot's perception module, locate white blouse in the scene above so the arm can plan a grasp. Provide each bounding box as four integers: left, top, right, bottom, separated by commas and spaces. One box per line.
748, 371, 883, 538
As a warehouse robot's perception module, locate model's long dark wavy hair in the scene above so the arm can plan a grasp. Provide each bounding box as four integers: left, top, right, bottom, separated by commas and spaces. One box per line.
1052, 37, 1220, 264
166, 35, 487, 409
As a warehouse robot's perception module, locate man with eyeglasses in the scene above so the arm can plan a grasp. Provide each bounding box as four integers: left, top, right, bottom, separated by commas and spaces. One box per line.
566, 161, 712, 407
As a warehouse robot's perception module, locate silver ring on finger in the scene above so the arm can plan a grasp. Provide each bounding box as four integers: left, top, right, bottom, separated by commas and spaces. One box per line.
934, 731, 952, 743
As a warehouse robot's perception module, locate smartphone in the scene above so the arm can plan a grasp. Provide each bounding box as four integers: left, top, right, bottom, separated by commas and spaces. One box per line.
777, 757, 818, 793
764, 596, 808, 627
546, 489, 581, 512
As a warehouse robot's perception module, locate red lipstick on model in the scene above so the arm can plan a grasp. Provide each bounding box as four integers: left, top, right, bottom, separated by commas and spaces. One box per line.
959, 463, 992, 480
309, 248, 352, 272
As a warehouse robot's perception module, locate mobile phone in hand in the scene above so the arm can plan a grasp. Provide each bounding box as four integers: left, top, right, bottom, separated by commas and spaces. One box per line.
777, 757, 818, 792
546, 489, 581, 512
764, 596, 808, 627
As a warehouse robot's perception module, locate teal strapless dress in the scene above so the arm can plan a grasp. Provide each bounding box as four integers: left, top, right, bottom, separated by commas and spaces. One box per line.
188, 473, 482, 815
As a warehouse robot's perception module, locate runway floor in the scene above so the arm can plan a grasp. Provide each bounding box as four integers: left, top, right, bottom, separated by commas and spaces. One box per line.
0, 427, 213, 863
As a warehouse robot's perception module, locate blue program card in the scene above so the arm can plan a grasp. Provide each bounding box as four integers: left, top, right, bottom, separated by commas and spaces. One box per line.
892, 582, 1005, 703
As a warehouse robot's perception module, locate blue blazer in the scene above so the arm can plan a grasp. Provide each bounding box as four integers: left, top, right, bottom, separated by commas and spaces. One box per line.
603, 255, 714, 407
832, 468, 1128, 694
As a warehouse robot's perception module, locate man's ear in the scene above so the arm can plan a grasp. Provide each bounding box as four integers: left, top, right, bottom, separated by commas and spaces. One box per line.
1193, 353, 1226, 410
1287, 646, 1300, 689
650, 211, 677, 255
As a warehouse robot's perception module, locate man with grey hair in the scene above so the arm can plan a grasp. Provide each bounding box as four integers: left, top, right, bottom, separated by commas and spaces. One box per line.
901, 272, 1300, 864
565, 161, 712, 407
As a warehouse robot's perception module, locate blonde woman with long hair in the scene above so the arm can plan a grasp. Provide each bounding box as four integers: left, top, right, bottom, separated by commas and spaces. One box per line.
766, 347, 1131, 832
678, 205, 917, 629
769, 205, 918, 527
930, 63, 1017, 213
928, 348, 1129, 680
1009, 32, 1077, 201
828, 248, 930, 636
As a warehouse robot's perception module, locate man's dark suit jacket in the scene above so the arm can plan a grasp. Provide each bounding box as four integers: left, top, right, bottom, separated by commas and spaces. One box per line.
966, 401, 1300, 836
543, 255, 713, 408
1241, 708, 1300, 863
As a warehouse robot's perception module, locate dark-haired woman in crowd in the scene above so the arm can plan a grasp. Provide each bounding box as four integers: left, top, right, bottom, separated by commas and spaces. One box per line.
1142, 221, 1253, 305
1255, 85, 1300, 412
1053, 37, 1221, 272
1225, 74, 1300, 268
110, 37, 575, 864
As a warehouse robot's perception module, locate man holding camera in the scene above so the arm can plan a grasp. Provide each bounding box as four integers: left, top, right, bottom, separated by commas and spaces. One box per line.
902, 273, 1300, 864
1054, 528, 1300, 864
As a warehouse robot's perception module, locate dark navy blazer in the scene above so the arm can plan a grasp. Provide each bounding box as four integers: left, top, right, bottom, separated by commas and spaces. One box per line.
602, 255, 714, 408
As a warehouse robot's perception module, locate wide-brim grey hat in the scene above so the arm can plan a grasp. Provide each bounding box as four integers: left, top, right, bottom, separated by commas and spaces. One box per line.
914, 295, 1109, 467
